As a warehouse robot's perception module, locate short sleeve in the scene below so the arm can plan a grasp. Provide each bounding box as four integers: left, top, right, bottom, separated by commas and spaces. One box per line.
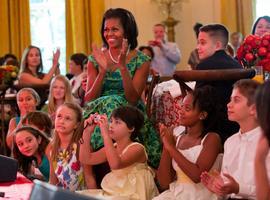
88, 55, 99, 68
135, 51, 151, 69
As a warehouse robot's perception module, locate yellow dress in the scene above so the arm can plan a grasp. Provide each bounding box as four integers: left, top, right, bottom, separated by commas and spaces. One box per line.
78, 142, 159, 200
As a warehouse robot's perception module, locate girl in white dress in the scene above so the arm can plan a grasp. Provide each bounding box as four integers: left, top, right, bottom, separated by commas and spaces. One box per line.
154, 86, 223, 200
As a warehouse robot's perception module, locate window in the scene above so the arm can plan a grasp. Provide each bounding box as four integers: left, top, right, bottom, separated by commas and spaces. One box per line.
256, 0, 270, 19
30, 0, 66, 74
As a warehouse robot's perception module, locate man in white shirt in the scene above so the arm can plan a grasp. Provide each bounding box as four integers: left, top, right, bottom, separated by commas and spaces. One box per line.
201, 79, 270, 199
148, 24, 181, 76
68, 53, 87, 105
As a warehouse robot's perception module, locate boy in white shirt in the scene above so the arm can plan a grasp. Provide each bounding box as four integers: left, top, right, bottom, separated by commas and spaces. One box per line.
201, 79, 270, 199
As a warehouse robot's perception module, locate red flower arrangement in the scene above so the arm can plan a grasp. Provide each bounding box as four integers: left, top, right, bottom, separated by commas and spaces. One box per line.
0, 65, 18, 85
237, 34, 270, 72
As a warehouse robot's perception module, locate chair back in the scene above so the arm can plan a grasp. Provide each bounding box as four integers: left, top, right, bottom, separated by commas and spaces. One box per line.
173, 68, 255, 96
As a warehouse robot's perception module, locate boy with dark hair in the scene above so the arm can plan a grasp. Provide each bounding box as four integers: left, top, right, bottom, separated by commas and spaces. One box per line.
68, 53, 87, 105
201, 79, 270, 199
196, 23, 243, 143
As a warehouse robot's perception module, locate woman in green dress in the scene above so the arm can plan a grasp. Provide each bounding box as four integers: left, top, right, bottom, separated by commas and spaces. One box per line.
83, 8, 161, 169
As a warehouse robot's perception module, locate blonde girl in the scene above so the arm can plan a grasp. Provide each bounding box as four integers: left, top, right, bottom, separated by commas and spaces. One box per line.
49, 102, 96, 191
42, 75, 74, 122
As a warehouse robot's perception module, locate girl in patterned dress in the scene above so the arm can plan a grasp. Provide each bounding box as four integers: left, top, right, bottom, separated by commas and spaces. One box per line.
79, 105, 159, 200
48, 102, 96, 191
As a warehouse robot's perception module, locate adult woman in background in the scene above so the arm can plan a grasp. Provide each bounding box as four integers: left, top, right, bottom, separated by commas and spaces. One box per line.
18, 45, 60, 107
83, 8, 161, 169
251, 15, 270, 37
18, 45, 60, 85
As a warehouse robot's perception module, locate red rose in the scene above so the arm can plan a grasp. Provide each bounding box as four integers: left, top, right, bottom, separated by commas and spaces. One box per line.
251, 37, 261, 48
264, 63, 270, 72
71, 161, 81, 171
245, 35, 255, 44
262, 34, 270, 41
261, 39, 270, 47
245, 53, 254, 62
244, 44, 252, 52
266, 53, 270, 59
258, 47, 268, 56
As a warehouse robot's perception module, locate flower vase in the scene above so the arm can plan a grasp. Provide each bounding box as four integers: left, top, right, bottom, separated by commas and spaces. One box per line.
252, 66, 264, 83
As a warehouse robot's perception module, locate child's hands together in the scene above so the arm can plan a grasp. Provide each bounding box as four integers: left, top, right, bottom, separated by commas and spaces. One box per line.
83, 114, 98, 134
200, 170, 239, 197
95, 114, 109, 138
159, 123, 175, 150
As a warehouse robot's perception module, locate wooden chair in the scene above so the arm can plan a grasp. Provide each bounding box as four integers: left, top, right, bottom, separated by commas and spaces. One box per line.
173, 68, 256, 96
145, 75, 173, 118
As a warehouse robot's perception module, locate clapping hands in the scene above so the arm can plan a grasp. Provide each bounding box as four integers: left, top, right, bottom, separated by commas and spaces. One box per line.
200, 170, 239, 197
52, 48, 60, 66
118, 39, 129, 70
148, 39, 162, 48
159, 123, 175, 150
92, 44, 110, 74
91, 38, 130, 73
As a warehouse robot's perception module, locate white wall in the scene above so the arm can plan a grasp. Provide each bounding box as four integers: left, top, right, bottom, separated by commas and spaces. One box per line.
104, 0, 221, 69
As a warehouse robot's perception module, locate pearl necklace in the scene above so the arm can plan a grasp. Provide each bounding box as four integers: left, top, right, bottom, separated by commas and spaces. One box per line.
108, 46, 130, 64
108, 48, 121, 64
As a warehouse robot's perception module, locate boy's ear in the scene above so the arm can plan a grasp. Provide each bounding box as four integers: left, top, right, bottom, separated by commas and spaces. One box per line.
249, 104, 257, 116
215, 40, 223, 50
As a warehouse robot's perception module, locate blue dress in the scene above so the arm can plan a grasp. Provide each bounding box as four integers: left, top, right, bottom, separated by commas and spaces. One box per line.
83, 51, 161, 168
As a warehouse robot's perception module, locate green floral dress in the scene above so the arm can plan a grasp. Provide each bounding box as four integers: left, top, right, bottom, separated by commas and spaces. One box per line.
83, 51, 161, 168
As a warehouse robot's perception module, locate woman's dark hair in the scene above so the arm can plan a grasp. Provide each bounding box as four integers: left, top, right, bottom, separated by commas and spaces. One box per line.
20, 45, 44, 76
21, 111, 53, 138
252, 16, 270, 35
138, 46, 155, 60
13, 126, 50, 177
192, 86, 222, 138
255, 80, 270, 143
111, 105, 144, 141
101, 8, 138, 50
70, 53, 88, 70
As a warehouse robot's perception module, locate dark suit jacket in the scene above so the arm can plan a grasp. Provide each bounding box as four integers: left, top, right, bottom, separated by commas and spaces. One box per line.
195, 50, 243, 143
